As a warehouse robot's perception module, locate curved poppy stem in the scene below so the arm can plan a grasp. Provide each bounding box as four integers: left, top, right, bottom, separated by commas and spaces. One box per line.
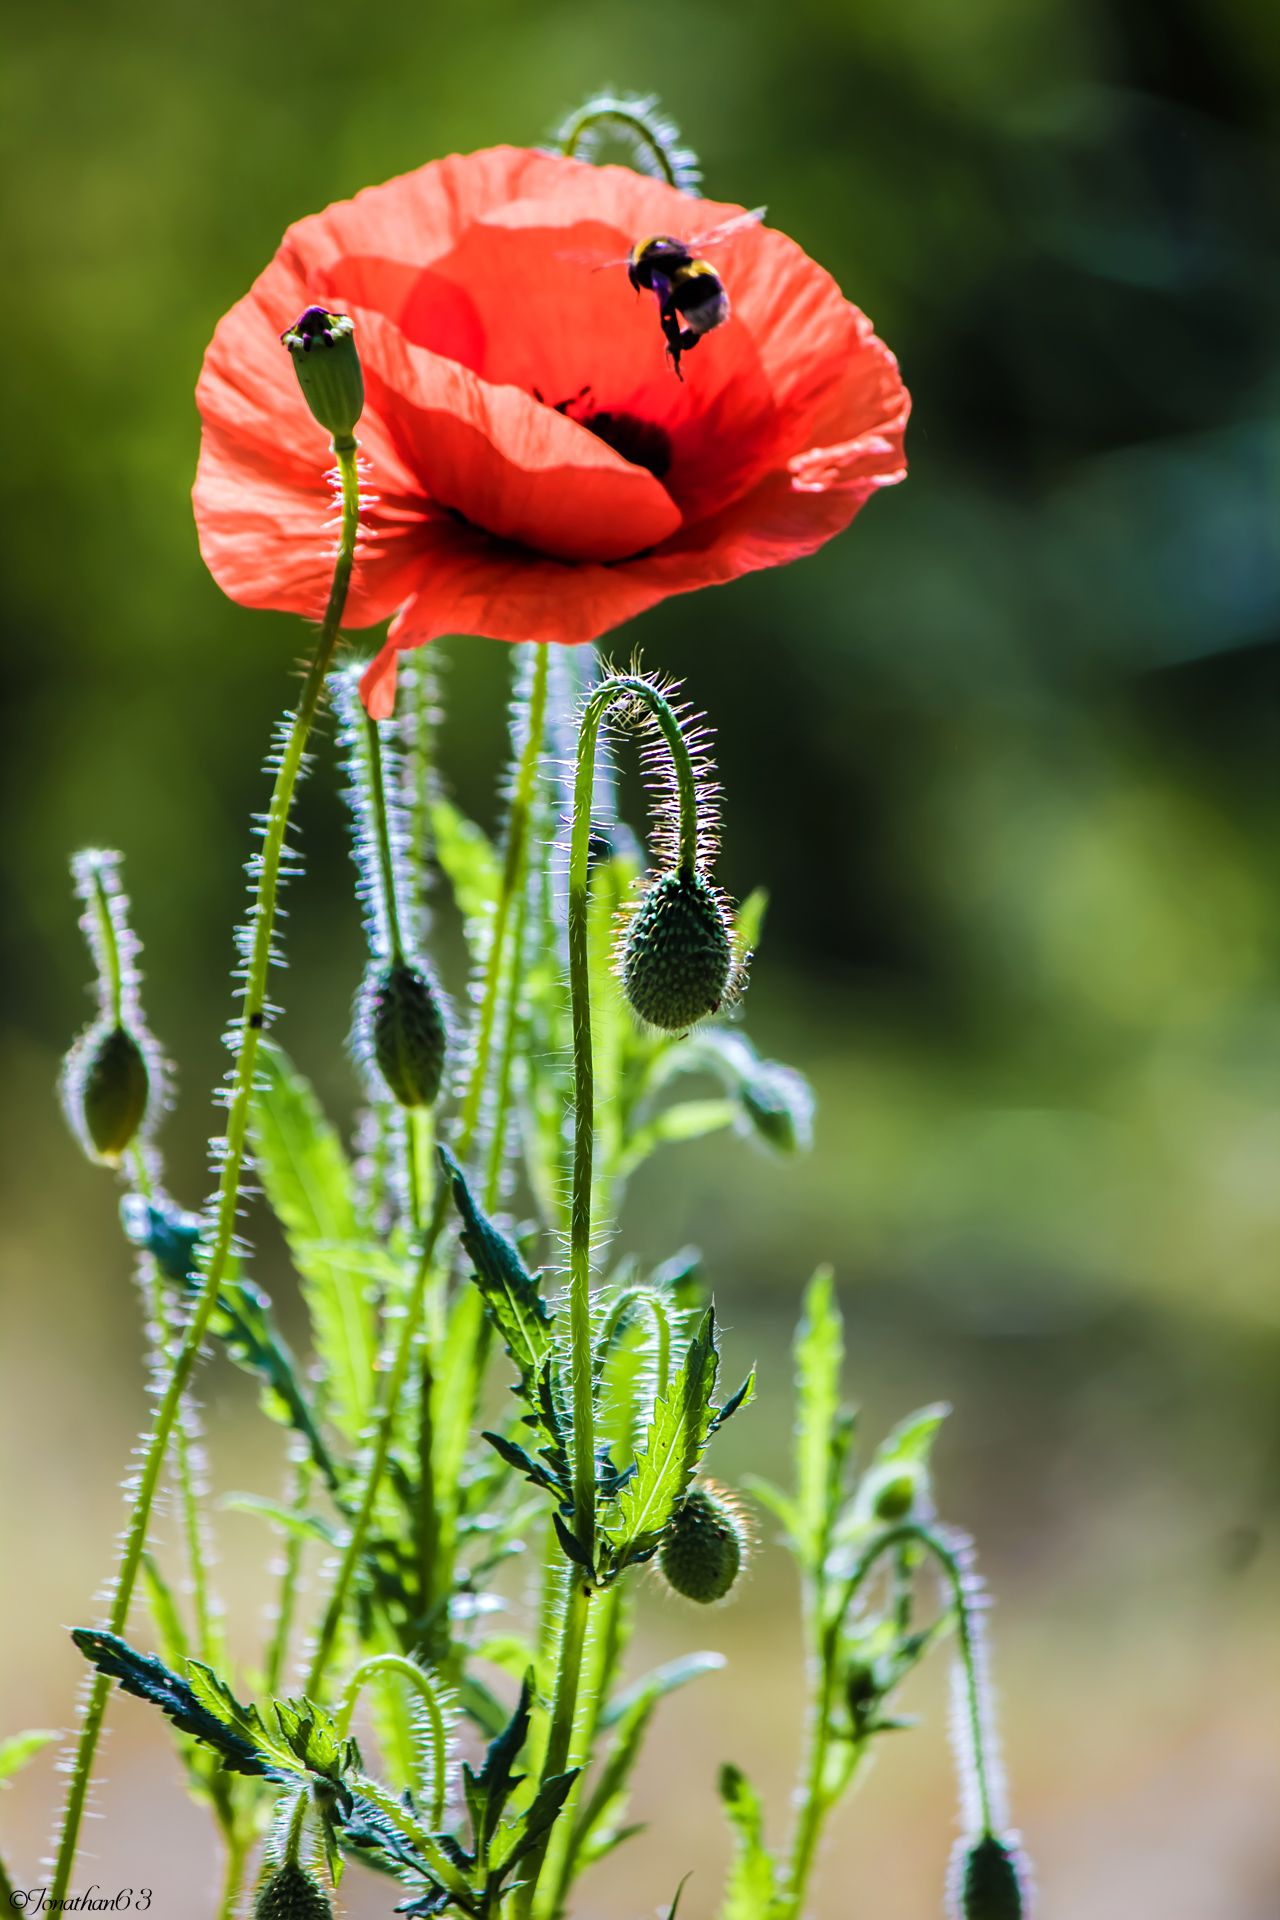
337, 1652, 449, 1829
48, 436, 361, 1905
517, 672, 703, 1920
557, 93, 699, 194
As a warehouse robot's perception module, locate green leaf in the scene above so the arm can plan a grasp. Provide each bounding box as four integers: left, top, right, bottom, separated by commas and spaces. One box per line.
139, 1551, 190, 1673
464, 1669, 534, 1855
0, 1728, 56, 1785
717, 1764, 775, 1920
440, 1148, 554, 1394
794, 1267, 844, 1565
617, 1099, 738, 1177
571, 1685, 657, 1869
430, 795, 500, 937
219, 1492, 340, 1547
611, 1309, 720, 1562
732, 887, 769, 965
249, 1043, 377, 1444
71, 1630, 284, 1781
184, 1662, 299, 1778
599, 1651, 726, 1730
851, 1401, 950, 1530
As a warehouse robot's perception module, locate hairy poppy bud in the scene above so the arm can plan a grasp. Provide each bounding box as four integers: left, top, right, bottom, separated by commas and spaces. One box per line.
660, 1485, 745, 1603
950, 1834, 1030, 1920
281, 307, 364, 441
621, 868, 733, 1031
71, 1022, 151, 1162
254, 1862, 333, 1920
368, 960, 448, 1108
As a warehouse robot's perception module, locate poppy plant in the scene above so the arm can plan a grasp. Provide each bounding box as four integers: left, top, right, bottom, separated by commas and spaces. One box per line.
195, 146, 909, 717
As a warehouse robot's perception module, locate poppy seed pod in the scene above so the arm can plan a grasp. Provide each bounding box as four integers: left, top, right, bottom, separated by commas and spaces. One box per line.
660, 1486, 745, 1603
368, 960, 448, 1108
253, 1862, 333, 1920
75, 1022, 151, 1162
622, 869, 733, 1031
280, 307, 364, 441
951, 1834, 1029, 1920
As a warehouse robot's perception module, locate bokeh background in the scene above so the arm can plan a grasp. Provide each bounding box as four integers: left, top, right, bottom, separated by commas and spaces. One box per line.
3, 0, 1279, 1914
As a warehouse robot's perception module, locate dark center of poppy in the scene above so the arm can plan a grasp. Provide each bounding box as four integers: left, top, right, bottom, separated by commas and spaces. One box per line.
534, 387, 672, 481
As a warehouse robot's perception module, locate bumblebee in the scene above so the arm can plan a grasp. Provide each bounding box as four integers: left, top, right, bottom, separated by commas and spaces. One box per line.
572, 208, 765, 379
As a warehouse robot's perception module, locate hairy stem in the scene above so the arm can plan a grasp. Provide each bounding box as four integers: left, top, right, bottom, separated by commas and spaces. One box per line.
338, 1652, 449, 1828
305, 644, 550, 1697
49, 437, 360, 1901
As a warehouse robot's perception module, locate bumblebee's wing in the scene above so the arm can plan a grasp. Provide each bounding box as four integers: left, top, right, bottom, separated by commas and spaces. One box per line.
554, 243, 634, 272
681, 206, 767, 254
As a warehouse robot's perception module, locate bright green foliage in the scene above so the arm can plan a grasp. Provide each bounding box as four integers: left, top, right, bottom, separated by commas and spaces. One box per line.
718, 1765, 775, 1920
249, 1042, 378, 1445
793, 1266, 846, 1566
441, 1148, 554, 1393
608, 1309, 721, 1565
0, 1728, 56, 1783
429, 795, 501, 948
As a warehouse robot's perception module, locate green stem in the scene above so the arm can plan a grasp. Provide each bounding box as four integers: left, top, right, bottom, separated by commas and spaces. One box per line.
836, 1523, 998, 1829
86, 862, 125, 1025
127, 1146, 219, 1664
49, 437, 361, 1903
363, 702, 406, 964
338, 1652, 449, 1828
216, 1835, 249, 1920
305, 644, 551, 1698
541, 1582, 626, 1917
283, 1784, 311, 1866
517, 1574, 592, 1920
264, 1449, 313, 1696
780, 1610, 839, 1919
558, 97, 689, 190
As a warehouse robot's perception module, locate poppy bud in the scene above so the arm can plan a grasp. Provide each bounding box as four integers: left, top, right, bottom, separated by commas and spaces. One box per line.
253, 1862, 333, 1920
368, 960, 448, 1108
845, 1657, 880, 1736
621, 868, 733, 1031
872, 1467, 921, 1523
950, 1834, 1030, 1920
70, 1022, 151, 1162
659, 1485, 746, 1603
281, 307, 364, 441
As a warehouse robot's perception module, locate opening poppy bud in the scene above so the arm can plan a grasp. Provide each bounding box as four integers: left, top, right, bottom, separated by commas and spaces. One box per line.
367, 960, 448, 1108
253, 1862, 333, 1920
281, 307, 364, 441
950, 1833, 1030, 1920
71, 1022, 151, 1162
659, 1485, 746, 1603
621, 868, 733, 1031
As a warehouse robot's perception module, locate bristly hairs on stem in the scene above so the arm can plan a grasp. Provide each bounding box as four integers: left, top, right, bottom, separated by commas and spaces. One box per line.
555, 92, 702, 194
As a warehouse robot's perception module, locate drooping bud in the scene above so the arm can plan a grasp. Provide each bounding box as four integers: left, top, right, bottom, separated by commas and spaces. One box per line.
949, 1833, 1030, 1920
253, 1862, 333, 1920
621, 868, 733, 1031
659, 1485, 746, 1603
281, 307, 364, 441
77, 1023, 151, 1160
61, 848, 164, 1168
367, 960, 448, 1108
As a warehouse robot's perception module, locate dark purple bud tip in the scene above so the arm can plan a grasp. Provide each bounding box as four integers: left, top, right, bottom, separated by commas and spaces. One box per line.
280, 307, 363, 437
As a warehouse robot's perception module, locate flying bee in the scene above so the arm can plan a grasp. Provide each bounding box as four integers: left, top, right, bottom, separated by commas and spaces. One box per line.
566, 208, 765, 379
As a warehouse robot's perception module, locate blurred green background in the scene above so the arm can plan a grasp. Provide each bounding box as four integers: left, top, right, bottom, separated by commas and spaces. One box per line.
3, 0, 1279, 1913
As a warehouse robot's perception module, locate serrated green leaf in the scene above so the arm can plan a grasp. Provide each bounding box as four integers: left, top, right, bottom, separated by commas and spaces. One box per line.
794, 1267, 843, 1566
184, 1661, 298, 1777
219, 1492, 340, 1547
0, 1728, 56, 1784
440, 1148, 553, 1394
249, 1043, 376, 1444
139, 1551, 190, 1673
611, 1309, 719, 1559
717, 1763, 774, 1920
71, 1630, 283, 1781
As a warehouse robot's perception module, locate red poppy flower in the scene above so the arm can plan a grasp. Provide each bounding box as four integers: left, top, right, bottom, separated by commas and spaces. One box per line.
195, 146, 909, 718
